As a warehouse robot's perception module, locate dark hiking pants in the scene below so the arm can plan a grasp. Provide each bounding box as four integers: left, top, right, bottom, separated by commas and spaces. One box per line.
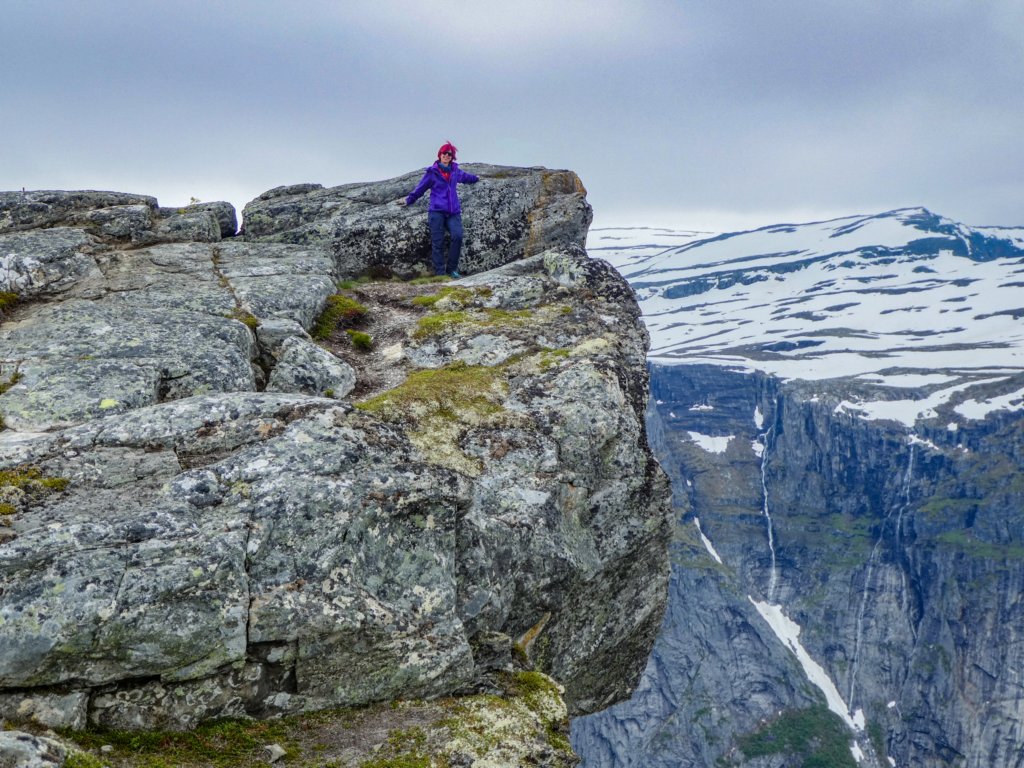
428, 211, 463, 275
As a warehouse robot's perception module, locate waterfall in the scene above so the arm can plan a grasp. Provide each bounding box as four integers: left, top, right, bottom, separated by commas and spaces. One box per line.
847, 446, 916, 707
757, 426, 779, 601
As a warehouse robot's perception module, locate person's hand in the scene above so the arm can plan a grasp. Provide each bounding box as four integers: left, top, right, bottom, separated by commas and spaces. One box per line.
396, 199, 407, 206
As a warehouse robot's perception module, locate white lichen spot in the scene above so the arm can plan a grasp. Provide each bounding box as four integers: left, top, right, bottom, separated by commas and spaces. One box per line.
412, 584, 445, 615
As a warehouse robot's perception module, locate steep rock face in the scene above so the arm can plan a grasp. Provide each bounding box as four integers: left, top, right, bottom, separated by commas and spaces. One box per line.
241, 165, 592, 278
0, 176, 670, 736
575, 363, 1024, 767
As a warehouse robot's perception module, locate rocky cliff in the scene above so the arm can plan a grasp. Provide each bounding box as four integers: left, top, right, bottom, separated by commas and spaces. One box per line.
573, 215, 1024, 767
0, 169, 670, 764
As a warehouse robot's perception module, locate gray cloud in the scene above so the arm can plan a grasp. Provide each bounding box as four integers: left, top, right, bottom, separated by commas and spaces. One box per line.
3, 0, 1020, 230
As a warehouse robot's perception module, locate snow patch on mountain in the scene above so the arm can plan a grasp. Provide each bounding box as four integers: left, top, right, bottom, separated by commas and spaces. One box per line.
591, 208, 1024, 425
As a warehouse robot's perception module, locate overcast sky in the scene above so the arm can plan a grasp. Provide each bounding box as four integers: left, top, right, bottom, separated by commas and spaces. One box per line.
3, 0, 1022, 232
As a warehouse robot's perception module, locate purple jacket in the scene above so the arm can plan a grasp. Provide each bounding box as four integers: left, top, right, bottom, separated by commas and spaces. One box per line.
405, 161, 479, 214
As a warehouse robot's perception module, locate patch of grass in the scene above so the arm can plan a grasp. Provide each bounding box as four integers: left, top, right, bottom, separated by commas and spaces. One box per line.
732, 705, 856, 768
64, 717, 298, 768
346, 329, 373, 351
408, 275, 451, 286
311, 295, 368, 340
412, 308, 531, 340
338, 276, 374, 290
64, 752, 105, 768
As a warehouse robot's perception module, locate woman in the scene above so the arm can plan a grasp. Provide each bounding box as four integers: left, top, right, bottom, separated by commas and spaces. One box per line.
400, 141, 479, 277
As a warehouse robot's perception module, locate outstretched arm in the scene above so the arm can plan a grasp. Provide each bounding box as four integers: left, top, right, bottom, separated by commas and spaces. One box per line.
404, 169, 433, 205
457, 169, 479, 184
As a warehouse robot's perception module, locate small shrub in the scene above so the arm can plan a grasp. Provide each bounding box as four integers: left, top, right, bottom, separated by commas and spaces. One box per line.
311, 295, 368, 339
346, 329, 373, 351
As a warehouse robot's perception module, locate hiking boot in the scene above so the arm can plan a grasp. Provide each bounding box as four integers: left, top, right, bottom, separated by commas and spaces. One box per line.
448, 271, 462, 279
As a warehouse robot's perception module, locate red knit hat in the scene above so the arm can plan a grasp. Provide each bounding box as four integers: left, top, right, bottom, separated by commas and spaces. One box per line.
437, 141, 457, 160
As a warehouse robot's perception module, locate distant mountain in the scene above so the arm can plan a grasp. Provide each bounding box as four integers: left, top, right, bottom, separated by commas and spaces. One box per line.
574, 210, 1024, 768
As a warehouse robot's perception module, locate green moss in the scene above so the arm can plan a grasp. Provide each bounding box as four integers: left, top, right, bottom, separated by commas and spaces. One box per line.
311, 294, 369, 339
867, 721, 887, 763
64, 752, 105, 768
63, 717, 298, 768
538, 348, 569, 371
408, 275, 452, 285
346, 329, 373, 351
412, 311, 469, 338
934, 530, 1024, 560
918, 497, 978, 520
409, 286, 492, 309
0, 291, 18, 314
732, 705, 856, 768
359, 727, 432, 768
355, 362, 510, 475
227, 308, 259, 330
0, 371, 23, 395
437, 672, 573, 764
355, 363, 505, 424
413, 308, 531, 340
0, 466, 68, 493
0, 466, 69, 518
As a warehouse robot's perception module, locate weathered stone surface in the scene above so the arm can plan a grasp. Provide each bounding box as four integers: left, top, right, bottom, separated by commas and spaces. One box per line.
241, 164, 592, 278
0, 691, 89, 730
0, 239, 335, 431
265, 336, 356, 397
0, 730, 69, 767
0, 228, 104, 300
0, 189, 237, 246
161, 200, 238, 238
0, 190, 158, 234
0, 176, 669, 740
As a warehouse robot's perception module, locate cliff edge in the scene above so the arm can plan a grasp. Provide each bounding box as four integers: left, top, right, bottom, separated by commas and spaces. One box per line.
0, 169, 670, 764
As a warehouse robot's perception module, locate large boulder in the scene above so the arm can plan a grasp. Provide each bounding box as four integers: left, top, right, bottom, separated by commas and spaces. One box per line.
0, 176, 669, 735
0, 190, 237, 244
241, 165, 592, 277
